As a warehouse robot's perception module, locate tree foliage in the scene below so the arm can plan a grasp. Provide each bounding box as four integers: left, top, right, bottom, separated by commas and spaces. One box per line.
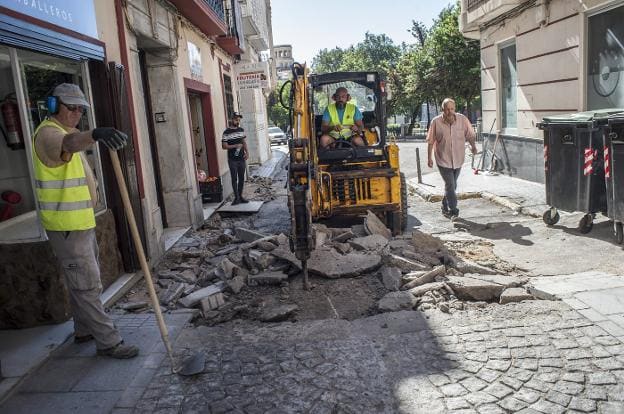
267, 81, 291, 131
295, 1, 480, 126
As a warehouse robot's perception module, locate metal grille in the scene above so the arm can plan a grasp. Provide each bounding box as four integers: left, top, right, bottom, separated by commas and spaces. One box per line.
203, 0, 225, 20
467, 0, 487, 11
332, 178, 373, 203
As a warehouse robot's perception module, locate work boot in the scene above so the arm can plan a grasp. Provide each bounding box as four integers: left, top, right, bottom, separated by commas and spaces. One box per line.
97, 341, 139, 359
74, 334, 94, 344
232, 198, 240, 205
239, 197, 249, 204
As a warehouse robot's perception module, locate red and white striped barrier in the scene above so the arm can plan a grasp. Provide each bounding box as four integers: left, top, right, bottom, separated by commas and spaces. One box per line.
604, 145, 611, 179
583, 148, 597, 176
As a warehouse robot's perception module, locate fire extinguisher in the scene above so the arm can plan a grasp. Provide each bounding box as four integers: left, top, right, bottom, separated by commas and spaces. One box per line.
1, 93, 25, 150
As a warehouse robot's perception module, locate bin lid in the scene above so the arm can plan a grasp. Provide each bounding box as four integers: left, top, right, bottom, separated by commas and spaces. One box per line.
541, 108, 624, 124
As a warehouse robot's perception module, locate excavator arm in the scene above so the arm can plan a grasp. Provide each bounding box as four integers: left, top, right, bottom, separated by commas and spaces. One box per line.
287, 63, 314, 289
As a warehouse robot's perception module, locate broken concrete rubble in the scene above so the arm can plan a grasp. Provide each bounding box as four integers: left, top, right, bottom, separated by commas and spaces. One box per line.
259, 304, 298, 322
307, 246, 382, 278
408, 282, 446, 297
401, 265, 446, 290
178, 282, 225, 308
444, 275, 505, 301
349, 234, 389, 252
248, 271, 288, 286
384, 254, 429, 273
364, 210, 392, 240
378, 291, 418, 312
380, 266, 402, 291
235, 227, 269, 242
500, 287, 534, 304
200, 292, 225, 313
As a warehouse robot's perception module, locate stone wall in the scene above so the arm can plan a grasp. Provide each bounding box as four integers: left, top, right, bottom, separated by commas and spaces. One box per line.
0, 210, 123, 329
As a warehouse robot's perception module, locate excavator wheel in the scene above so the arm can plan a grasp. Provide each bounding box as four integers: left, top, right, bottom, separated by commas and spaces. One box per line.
387, 173, 409, 235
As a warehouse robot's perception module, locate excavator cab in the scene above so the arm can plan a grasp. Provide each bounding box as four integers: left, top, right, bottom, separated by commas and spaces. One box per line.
285, 63, 407, 288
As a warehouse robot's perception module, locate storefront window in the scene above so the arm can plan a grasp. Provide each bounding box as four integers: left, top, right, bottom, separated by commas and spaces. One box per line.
587, 4, 624, 110
0, 47, 105, 244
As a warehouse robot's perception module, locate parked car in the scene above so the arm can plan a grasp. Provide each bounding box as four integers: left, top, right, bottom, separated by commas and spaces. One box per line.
268, 126, 287, 145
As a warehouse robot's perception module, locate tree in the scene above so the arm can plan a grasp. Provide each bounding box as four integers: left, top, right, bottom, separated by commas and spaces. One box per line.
424, 4, 480, 117
267, 81, 291, 131
311, 47, 346, 73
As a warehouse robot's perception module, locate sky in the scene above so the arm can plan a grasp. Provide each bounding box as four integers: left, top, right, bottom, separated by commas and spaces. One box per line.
270, 0, 455, 64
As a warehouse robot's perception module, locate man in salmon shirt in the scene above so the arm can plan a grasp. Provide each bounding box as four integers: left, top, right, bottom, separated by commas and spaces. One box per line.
427, 98, 478, 220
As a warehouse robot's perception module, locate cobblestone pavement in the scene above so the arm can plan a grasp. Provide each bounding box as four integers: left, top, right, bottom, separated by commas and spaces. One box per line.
135, 301, 624, 413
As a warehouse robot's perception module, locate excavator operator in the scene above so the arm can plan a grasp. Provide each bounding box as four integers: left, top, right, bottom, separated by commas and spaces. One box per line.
319, 87, 366, 149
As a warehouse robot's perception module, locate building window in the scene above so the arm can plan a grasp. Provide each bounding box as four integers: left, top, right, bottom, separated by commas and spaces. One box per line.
500, 42, 517, 131
223, 74, 234, 119
587, 4, 624, 109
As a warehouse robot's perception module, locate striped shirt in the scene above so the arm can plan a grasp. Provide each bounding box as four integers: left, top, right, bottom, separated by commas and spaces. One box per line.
221, 127, 246, 160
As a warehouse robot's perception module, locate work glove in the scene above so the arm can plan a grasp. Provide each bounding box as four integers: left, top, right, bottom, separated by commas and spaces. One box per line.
92, 127, 129, 150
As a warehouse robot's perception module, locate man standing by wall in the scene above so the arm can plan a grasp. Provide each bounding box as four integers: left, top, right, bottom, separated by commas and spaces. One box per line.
221, 112, 249, 204
33, 83, 138, 359
427, 98, 477, 219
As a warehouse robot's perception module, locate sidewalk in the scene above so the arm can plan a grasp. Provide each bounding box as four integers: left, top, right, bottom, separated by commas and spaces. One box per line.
248, 146, 288, 179
408, 166, 548, 218
408, 166, 624, 343
0, 311, 195, 412
0, 148, 290, 406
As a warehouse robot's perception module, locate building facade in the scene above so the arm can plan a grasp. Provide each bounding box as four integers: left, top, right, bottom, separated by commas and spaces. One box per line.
0, 0, 265, 329
274, 44, 294, 80
235, 0, 274, 165
460, 0, 624, 182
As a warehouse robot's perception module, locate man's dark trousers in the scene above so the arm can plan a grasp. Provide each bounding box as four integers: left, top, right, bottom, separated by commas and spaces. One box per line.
438, 166, 461, 214
228, 158, 246, 200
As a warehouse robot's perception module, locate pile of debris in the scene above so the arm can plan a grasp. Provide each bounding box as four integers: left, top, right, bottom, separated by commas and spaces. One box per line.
117, 211, 534, 322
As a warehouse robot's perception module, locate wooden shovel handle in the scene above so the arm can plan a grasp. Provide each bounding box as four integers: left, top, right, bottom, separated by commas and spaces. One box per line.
109, 149, 175, 363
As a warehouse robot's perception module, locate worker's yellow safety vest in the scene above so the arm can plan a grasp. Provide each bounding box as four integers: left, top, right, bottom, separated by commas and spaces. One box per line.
33, 119, 95, 231
327, 103, 356, 139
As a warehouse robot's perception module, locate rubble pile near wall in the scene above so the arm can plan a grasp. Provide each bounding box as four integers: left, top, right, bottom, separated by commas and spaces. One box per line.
117, 211, 535, 323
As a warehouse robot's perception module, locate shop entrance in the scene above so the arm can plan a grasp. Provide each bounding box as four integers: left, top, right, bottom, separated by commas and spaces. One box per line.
185, 80, 221, 209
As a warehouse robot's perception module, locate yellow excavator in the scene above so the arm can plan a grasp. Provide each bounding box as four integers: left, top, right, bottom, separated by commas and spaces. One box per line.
283, 63, 407, 289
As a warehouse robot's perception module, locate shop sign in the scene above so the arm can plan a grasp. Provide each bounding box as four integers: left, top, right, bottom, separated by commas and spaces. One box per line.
187, 41, 202, 80
0, 0, 98, 38
235, 62, 269, 90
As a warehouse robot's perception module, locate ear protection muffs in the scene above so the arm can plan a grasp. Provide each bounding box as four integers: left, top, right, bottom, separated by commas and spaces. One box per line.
45, 84, 60, 115
46, 96, 59, 115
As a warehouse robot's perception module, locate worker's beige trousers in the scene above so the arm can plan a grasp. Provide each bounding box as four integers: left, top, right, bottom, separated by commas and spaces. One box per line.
47, 229, 122, 350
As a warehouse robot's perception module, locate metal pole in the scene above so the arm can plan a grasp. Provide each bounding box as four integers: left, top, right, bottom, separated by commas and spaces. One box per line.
416, 147, 423, 184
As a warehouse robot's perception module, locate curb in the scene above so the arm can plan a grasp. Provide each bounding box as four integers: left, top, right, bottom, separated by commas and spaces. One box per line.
407, 181, 543, 219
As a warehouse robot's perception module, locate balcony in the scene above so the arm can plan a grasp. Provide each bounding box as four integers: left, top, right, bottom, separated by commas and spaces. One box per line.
460, 0, 529, 38
168, 0, 227, 37
241, 0, 269, 51
216, 0, 245, 55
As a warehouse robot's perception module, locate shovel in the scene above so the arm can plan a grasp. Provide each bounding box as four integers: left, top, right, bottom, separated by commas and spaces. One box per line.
109, 149, 205, 376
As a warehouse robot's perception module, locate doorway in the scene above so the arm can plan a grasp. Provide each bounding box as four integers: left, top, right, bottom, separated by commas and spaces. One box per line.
184, 79, 220, 218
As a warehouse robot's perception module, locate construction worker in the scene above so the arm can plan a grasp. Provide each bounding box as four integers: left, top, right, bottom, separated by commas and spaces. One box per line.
33, 83, 138, 359
320, 87, 366, 149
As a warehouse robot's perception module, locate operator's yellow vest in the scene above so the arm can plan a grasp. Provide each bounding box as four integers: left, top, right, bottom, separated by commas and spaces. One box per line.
33, 119, 95, 231
327, 103, 356, 139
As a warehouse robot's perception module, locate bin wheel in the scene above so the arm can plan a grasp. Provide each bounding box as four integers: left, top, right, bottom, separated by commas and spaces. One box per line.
543, 209, 560, 226
616, 222, 624, 244
578, 214, 594, 234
